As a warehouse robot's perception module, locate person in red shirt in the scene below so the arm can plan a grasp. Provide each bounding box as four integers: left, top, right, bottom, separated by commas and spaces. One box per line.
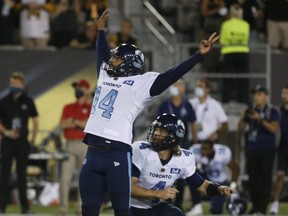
58, 79, 91, 215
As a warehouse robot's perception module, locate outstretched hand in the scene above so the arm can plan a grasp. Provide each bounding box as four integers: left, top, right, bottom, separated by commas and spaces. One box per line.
90, 8, 109, 30
218, 185, 237, 196
199, 32, 220, 55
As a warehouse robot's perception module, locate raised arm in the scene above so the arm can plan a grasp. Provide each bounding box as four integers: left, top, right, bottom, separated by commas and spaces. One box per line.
96, 31, 111, 73
150, 32, 220, 97
92, 9, 111, 76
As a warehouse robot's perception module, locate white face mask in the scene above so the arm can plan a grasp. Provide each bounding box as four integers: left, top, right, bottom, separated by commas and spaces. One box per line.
168, 86, 179, 96
195, 87, 205, 97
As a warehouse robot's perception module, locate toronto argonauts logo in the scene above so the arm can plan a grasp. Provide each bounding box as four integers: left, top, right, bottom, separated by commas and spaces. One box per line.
176, 120, 185, 138
132, 50, 144, 69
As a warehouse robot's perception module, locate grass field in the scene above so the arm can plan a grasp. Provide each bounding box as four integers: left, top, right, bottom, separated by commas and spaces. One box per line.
2, 202, 288, 215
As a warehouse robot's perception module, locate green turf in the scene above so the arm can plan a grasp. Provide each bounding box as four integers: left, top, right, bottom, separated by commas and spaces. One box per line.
2, 201, 288, 215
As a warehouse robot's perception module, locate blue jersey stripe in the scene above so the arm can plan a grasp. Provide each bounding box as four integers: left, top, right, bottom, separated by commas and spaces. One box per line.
127, 152, 132, 208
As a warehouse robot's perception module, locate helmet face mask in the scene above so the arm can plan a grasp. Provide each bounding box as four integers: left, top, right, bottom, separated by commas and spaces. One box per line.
147, 114, 185, 152
106, 44, 144, 77
148, 127, 174, 151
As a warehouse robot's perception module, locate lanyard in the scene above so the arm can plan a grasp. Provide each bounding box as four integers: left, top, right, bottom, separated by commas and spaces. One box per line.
195, 101, 209, 123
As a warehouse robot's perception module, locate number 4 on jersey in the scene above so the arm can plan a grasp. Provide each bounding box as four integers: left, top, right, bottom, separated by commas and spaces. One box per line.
150, 181, 166, 205
91, 87, 118, 119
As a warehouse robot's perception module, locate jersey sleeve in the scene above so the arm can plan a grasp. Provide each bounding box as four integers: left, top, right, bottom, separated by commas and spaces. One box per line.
132, 72, 159, 107
96, 30, 111, 76
215, 101, 228, 123
185, 171, 205, 190
181, 150, 196, 179
132, 141, 150, 171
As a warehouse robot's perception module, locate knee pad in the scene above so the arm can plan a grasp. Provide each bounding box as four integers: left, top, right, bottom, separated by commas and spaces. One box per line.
82, 204, 100, 216
115, 209, 131, 216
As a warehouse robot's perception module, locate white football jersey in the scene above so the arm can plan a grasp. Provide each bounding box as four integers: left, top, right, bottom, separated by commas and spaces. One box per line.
84, 63, 159, 145
189, 144, 231, 183
131, 141, 196, 209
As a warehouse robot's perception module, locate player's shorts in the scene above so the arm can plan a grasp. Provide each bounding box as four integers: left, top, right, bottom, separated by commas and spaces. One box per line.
277, 148, 288, 173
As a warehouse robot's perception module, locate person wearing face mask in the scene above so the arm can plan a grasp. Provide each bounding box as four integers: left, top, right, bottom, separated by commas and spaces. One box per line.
157, 80, 198, 210
0, 72, 39, 214
190, 79, 228, 143
57, 79, 91, 215
158, 80, 198, 149
188, 79, 228, 215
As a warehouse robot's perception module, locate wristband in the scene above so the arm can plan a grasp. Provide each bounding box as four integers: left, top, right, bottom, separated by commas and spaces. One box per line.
229, 181, 237, 190
207, 182, 221, 196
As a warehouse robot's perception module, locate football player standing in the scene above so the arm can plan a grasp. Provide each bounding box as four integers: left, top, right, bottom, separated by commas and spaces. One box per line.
79, 9, 219, 216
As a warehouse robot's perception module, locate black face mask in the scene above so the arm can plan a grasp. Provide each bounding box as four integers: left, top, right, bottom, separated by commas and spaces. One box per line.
75, 89, 84, 99
9, 86, 23, 95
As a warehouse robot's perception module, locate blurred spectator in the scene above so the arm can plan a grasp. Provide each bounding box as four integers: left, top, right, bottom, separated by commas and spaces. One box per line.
238, 85, 280, 215
189, 79, 228, 143
270, 85, 288, 214
0, 0, 17, 45
157, 80, 198, 210
266, 0, 288, 50
220, 4, 250, 103
57, 79, 91, 215
0, 72, 39, 214
187, 140, 239, 215
109, 18, 137, 49
19, 0, 55, 48
49, 0, 78, 49
69, 21, 97, 49
201, 0, 227, 72
225, 0, 264, 41
176, 0, 202, 42
158, 80, 198, 148
81, 0, 108, 21
201, 0, 227, 35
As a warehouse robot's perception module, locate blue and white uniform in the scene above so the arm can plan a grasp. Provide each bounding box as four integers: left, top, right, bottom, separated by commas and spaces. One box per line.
131, 141, 196, 209
189, 143, 232, 214
189, 144, 231, 183
84, 69, 158, 145
79, 30, 204, 216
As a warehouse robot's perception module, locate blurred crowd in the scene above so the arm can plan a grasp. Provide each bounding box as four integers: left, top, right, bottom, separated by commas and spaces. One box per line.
0, 0, 288, 215
0, 0, 137, 50
153, 0, 288, 50
0, 0, 288, 51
